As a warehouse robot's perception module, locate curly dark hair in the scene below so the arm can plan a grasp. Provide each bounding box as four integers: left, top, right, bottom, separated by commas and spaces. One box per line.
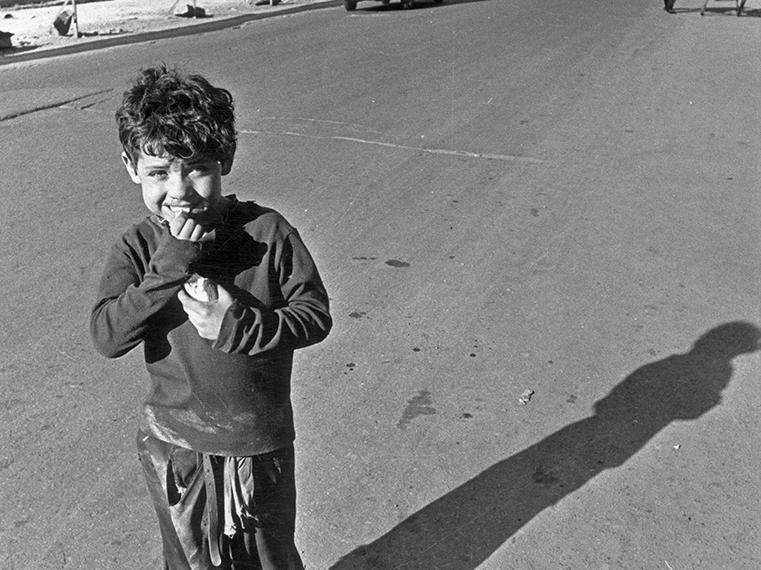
116, 64, 237, 174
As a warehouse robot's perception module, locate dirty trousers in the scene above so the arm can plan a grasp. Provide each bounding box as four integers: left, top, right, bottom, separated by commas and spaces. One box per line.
137, 430, 305, 570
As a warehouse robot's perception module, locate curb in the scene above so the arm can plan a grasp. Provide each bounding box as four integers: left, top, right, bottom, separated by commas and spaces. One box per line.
0, 0, 341, 66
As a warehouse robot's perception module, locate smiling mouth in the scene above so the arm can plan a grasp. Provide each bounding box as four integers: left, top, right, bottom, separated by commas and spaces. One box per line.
163, 203, 206, 218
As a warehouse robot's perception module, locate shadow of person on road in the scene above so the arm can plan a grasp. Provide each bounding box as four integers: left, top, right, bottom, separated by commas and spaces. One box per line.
330, 321, 760, 569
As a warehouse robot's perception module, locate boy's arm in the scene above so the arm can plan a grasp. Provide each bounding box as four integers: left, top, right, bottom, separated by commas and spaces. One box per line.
90, 230, 201, 358
211, 230, 332, 355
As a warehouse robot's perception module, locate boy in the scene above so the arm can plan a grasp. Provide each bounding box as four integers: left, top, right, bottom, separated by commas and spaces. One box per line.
90, 64, 332, 569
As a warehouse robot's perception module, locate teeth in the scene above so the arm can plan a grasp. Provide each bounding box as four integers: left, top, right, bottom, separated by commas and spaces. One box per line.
166, 205, 192, 217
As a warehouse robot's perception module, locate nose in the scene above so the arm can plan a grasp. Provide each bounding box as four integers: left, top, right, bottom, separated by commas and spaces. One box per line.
166, 172, 194, 201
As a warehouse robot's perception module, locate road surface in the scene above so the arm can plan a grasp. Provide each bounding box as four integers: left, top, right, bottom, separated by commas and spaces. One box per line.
1, 0, 760, 568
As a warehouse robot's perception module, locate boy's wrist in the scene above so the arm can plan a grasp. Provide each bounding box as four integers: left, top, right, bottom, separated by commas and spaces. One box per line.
152, 230, 204, 277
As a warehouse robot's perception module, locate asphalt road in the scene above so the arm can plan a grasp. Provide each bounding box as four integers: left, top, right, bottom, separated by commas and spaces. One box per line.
1, 0, 760, 568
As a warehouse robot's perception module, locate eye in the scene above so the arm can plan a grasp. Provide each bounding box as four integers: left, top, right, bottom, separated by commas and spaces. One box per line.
148, 170, 168, 180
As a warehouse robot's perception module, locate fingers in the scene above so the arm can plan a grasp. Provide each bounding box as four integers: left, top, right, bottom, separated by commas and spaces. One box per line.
213, 284, 235, 316
190, 223, 206, 242
169, 214, 209, 242
177, 289, 198, 311
215, 283, 233, 305
177, 290, 206, 329
178, 286, 228, 341
168, 214, 187, 237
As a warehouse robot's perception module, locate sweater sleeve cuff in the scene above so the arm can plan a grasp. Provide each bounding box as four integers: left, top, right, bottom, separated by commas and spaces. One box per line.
212, 300, 246, 353
149, 233, 203, 279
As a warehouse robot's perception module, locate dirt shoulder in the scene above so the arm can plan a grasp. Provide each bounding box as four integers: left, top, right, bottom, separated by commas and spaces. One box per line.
0, 0, 334, 56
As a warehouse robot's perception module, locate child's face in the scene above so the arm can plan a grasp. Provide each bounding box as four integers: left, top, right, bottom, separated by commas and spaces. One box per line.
122, 152, 227, 223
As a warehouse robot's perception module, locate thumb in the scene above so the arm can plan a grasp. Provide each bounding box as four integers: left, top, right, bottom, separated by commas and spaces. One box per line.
177, 288, 192, 306
216, 283, 234, 306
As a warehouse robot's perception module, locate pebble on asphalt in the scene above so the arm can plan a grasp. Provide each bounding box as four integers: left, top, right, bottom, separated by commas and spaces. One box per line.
517, 389, 534, 405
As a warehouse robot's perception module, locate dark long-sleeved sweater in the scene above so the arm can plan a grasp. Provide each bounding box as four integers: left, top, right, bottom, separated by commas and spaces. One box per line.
90, 198, 332, 456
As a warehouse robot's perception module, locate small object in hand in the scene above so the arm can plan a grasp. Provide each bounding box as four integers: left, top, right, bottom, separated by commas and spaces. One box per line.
184, 274, 218, 302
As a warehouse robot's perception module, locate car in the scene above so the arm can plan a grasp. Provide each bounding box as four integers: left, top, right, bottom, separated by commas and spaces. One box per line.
344, 0, 443, 11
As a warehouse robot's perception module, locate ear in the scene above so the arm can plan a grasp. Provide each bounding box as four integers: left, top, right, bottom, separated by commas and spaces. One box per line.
121, 152, 141, 184
220, 157, 234, 176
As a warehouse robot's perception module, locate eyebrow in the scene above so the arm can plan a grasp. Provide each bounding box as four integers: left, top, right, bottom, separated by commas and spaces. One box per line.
141, 160, 172, 169
140, 157, 217, 172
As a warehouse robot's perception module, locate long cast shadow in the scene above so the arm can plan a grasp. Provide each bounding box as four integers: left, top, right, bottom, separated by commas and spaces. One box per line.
331, 322, 760, 569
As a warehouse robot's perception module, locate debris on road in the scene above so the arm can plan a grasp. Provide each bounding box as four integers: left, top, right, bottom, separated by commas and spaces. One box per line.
0, 30, 12, 49
517, 389, 534, 405
175, 4, 208, 18
52, 10, 74, 35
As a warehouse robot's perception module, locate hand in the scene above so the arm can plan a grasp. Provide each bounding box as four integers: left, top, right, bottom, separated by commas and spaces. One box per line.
169, 214, 213, 242
177, 283, 234, 341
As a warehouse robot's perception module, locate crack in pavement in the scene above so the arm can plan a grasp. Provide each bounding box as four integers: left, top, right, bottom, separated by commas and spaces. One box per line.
240, 128, 546, 163
257, 116, 387, 137
7, 102, 544, 165
59, 93, 116, 111
0, 88, 113, 122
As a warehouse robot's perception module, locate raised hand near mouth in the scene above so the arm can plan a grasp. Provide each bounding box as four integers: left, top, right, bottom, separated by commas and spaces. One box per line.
169, 213, 215, 242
